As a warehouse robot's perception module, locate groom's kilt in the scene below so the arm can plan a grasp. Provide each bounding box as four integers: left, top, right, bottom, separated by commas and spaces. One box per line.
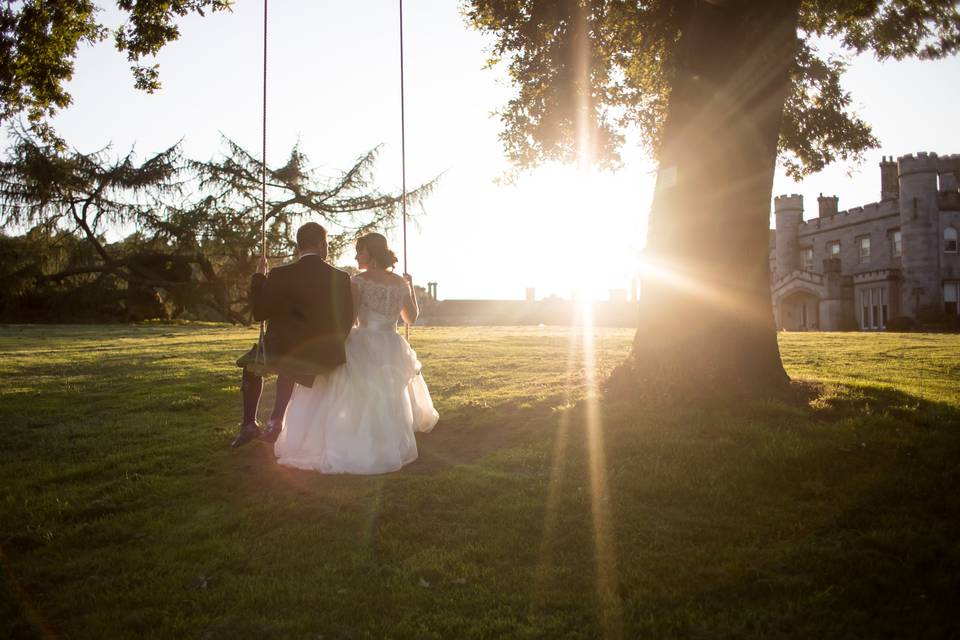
236, 343, 329, 388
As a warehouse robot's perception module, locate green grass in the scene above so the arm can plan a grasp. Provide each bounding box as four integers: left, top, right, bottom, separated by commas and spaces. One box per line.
1, 325, 959, 639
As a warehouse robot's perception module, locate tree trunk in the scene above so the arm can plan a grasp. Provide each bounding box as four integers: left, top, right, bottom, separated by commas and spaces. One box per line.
612, 0, 801, 400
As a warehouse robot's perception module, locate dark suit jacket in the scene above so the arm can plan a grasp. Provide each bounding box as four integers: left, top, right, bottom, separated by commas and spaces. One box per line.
250, 255, 353, 379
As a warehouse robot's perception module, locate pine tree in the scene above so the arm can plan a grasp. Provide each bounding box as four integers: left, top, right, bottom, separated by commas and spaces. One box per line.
0, 129, 434, 321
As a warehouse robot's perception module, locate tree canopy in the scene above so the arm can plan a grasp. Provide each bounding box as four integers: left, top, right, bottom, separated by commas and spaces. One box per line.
0, 0, 230, 140
465, 0, 960, 178
0, 129, 433, 322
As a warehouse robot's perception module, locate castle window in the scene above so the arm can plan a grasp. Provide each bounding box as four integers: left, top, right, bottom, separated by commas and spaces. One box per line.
946, 282, 960, 315
828, 240, 840, 257
946, 227, 958, 253
801, 247, 813, 270
892, 230, 902, 258
858, 236, 871, 264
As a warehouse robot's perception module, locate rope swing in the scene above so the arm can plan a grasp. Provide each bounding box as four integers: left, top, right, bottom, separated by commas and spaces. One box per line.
398, 0, 410, 340
255, 0, 412, 353
255, 0, 269, 368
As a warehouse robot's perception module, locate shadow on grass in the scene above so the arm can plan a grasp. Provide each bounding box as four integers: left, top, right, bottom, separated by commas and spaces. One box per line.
212, 379, 960, 638
213, 394, 566, 504
407, 396, 566, 474
5, 375, 960, 639
590, 382, 960, 638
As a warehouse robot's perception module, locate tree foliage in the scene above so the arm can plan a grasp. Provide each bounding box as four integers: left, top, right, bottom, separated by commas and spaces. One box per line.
195, 137, 434, 263
465, 0, 960, 178
0, 129, 434, 322
0, 0, 230, 140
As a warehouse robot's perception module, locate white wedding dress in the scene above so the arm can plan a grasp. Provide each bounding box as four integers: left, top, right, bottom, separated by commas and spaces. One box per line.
275, 276, 439, 474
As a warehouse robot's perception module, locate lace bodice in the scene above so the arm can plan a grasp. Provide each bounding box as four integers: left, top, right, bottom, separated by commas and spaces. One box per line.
353, 276, 406, 329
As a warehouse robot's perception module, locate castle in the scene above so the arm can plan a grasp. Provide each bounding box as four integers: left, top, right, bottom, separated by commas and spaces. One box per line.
770, 152, 960, 331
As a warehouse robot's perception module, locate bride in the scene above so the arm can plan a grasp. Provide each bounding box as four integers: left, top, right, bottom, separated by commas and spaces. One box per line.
275, 232, 439, 474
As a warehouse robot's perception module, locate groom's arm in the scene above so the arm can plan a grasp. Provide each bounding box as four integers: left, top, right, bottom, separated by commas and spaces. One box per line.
333, 272, 354, 339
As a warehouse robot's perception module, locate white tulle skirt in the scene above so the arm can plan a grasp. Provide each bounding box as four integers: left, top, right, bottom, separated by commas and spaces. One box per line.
275, 325, 439, 474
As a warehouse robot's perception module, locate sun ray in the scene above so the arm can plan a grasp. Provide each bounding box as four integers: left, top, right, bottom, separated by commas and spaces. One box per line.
531, 323, 581, 610
579, 302, 623, 639
571, 7, 624, 632
637, 254, 771, 325
532, 6, 628, 627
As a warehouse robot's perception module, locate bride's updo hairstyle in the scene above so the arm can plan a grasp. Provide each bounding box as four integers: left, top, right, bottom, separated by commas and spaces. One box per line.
357, 233, 398, 270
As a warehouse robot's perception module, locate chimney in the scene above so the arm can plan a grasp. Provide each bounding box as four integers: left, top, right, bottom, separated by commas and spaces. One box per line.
525, 287, 535, 302
880, 155, 899, 199
817, 193, 839, 218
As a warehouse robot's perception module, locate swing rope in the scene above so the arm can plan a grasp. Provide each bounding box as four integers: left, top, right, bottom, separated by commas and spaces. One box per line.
256, 0, 269, 366
261, 0, 268, 265
399, 0, 410, 340
256, 0, 412, 351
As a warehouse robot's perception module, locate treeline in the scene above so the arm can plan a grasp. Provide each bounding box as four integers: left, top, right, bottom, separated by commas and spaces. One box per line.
0, 130, 433, 323
1, 225, 228, 322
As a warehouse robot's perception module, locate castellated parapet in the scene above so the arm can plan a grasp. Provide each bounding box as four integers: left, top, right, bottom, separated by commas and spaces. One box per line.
796, 199, 898, 235
898, 152, 940, 176
769, 149, 960, 331
774, 194, 803, 214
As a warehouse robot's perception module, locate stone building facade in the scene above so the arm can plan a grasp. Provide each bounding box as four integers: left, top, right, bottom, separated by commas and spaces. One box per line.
770, 152, 960, 331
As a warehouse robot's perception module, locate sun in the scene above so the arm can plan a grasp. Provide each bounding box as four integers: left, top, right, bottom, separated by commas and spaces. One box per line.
513, 164, 646, 302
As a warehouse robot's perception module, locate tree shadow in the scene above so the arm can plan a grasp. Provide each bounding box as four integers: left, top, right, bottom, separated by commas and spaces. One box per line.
593, 382, 960, 638
405, 396, 567, 474
203, 392, 578, 523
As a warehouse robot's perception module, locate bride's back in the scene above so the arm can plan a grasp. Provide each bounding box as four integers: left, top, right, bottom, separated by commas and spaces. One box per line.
353, 275, 406, 328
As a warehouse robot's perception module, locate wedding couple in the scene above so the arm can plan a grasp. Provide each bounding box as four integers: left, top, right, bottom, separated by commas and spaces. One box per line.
231, 222, 438, 475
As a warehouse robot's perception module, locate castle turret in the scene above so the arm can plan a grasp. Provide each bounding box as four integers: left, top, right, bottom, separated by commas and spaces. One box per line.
880, 156, 899, 200
774, 194, 804, 280
898, 152, 941, 317
817, 193, 838, 218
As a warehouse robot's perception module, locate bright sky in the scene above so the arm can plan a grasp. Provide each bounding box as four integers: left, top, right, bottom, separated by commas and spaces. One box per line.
45, 1, 960, 300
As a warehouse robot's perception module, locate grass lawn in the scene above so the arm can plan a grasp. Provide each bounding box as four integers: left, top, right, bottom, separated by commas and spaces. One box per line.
1, 324, 959, 639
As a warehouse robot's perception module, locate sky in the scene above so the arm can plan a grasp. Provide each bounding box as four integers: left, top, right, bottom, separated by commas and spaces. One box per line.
40, 1, 960, 300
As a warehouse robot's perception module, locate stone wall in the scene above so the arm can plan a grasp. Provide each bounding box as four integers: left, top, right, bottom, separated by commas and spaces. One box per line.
796, 199, 901, 278
418, 299, 639, 327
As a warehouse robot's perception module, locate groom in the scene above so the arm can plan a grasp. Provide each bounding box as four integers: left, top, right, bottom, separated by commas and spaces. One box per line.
231, 222, 354, 448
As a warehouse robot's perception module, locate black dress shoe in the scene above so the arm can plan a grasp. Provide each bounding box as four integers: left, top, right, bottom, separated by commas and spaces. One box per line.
230, 421, 262, 448
261, 419, 282, 444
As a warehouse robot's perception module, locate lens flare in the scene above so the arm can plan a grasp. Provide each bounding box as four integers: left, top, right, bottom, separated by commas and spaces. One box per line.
579, 303, 623, 638
531, 322, 581, 609
637, 254, 768, 324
